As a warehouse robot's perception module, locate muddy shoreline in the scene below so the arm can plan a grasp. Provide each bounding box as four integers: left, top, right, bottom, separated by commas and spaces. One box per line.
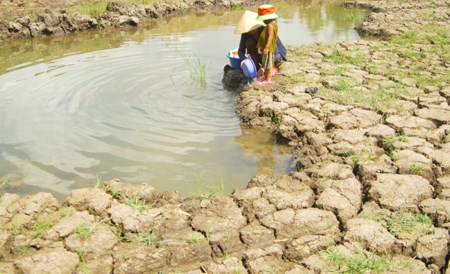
0, 0, 245, 41
1, 0, 450, 273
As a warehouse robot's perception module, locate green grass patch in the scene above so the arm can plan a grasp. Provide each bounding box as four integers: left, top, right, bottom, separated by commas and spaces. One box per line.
191, 178, 225, 200
185, 54, 207, 87
323, 85, 401, 112
363, 208, 434, 237
69, 0, 160, 17
124, 232, 161, 247
333, 66, 348, 76
185, 232, 207, 244
32, 218, 53, 238
124, 193, 152, 212
336, 77, 351, 91
322, 247, 392, 273
410, 163, 428, 174
389, 31, 418, 46
69, 2, 107, 18
381, 135, 396, 160
59, 206, 76, 217
76, 223, 97, 240
326, 49, 365, 66
348, 152, 376, 167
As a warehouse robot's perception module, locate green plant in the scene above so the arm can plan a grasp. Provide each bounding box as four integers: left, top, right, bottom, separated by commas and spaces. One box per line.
104, 184, 122, 199
349, 152, 376, 167
59, 206, 75, 217
396, 135, 407, 142
336, 77, 351, 91
32, 218, 53, 238
333, 66, 347, 76
231, 2, 241, 10
185, 233, 207, 244
19, 246, 29, 255
322, 247, 392, 273
10, 218, 23, 236
410, 163, 426, 174
77, 249, 89, 274
69, 2, 107, 18
185, 54, 207, 86
327, 49, 364, 66
124, 232, 161, 247
76, 223, 97, 240
124, 193, 151, 212
264, 109, 282, 127
416, 213, 432, 225
381, 136, 396, 159
0, 177, 9, 195
345, 11, 357, 22
95, 174, 102, 188
191, 179, 225, 199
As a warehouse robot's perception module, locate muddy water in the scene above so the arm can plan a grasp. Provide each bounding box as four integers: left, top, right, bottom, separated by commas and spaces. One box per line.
0, 3, 366, 198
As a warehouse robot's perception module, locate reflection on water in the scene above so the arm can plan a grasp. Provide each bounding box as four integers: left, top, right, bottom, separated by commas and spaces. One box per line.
0, 2, 366, 198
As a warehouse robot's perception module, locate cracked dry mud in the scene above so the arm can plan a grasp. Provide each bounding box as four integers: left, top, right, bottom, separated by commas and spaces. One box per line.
1, 0, 450, 273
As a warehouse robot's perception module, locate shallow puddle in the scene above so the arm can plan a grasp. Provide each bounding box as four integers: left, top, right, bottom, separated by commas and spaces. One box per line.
0, 2, 367, 198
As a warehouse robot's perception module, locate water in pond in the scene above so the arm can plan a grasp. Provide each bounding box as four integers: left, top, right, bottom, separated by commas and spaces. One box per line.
0, 2, 367, 199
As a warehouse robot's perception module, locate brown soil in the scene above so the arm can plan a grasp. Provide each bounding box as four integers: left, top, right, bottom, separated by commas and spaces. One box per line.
1, 0, 449, 273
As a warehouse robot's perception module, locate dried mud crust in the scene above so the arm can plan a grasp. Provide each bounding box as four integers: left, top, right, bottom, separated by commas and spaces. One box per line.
1, 0, 450, 274
0, 0, 241, 41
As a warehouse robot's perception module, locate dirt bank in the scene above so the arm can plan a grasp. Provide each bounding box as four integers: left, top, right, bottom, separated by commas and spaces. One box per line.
0, 0, 241, 41
1, 0, 450, 273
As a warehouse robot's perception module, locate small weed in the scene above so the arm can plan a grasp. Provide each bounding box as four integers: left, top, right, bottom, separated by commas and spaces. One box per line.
382, 136, 396, 159
19, 246, 29, 255
59, 206, 75, 217
349, 152, 376, 167
416, 213, 432, 225
76, 223, 97, 240
104, 185, 122, 199
410, 163, 427, 174
390, 31, 418, 45
185, 232, 207, 244
124, 232, 161, 247
327, 49, 364, 66
231, 2, 241, 10
32, 218, 53, 238
124, 193, 151, 212
185, 54, 207, 87
322, 247, 392, 273
191, 179, 225, 200
336, 77, 351, 91
333, 66, 347, 76
264, 109, 282, 127
345, 11, 357, 22
396, 135, 408, 142
95, 174, 102, 188
77, 249, 89, 274
322, 246, 345, 263
69, 2, 107, 18
10, 219, 23, 236
374, 209, 434, 237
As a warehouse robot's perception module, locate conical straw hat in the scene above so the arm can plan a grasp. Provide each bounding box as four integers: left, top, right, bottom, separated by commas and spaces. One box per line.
234, 10, 265, 34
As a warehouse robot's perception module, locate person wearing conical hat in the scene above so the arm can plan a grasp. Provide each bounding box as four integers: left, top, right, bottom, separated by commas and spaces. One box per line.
256, 4, 279, 85
234, 10, 265, 70
234, 9, 287, 72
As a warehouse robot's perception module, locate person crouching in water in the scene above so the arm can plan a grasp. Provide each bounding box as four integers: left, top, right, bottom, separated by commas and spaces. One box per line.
256, 4, 279, 85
